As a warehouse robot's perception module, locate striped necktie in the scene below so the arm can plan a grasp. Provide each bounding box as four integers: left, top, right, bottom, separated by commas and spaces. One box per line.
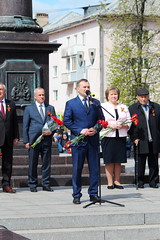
0, 100, 5, 118
39, 104, 45, 121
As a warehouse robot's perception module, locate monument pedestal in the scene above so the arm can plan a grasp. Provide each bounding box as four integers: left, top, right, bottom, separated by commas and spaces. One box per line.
0, 0, 61, 137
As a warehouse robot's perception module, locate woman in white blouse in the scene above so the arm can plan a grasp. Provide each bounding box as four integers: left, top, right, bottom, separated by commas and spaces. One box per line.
101, 86, 131, 189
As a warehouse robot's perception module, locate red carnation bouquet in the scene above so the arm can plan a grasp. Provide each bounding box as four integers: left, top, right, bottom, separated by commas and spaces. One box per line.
100, 114, 139, 139
31, 116, 64, 148
63, 141, 72, 153
71, 120, 108, 146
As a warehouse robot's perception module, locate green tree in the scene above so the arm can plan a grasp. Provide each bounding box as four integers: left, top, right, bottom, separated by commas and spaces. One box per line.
99, 0, 160, 104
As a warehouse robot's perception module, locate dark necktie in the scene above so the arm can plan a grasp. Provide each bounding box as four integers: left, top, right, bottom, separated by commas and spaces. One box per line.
143, 105, 148, 111
39, 104, 45, 121
0, 100, 5, 118
83, 98, 89, 110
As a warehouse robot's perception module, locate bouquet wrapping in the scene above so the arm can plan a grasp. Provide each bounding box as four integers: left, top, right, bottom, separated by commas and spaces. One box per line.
100, 114, 139, 139
31, 116, 63, 148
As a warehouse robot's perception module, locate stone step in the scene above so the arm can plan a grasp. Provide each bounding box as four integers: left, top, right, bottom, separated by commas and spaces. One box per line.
0, 146, 130, 188
15, 225, 160, 240
2, 211, 160, 230
12, 142, 59, 155
1, 212, 160, 240
0, 173, 135, 188
11, 154, 72, 165
1, 184, 159, 240
13, 147, 59, 156
0, 164, 106, 176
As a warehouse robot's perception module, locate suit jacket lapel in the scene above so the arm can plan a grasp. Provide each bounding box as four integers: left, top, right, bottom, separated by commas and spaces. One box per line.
44, 104, 50, 121
76, 96, 90, 114
76, 96, 85, 110
33, 103, 45, 123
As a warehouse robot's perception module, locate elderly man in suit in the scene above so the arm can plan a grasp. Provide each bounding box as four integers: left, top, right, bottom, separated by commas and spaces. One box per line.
0, 83, 19, 193
129, 88, 160, 188
63, 79, 104, 204
23, 88, 56, 192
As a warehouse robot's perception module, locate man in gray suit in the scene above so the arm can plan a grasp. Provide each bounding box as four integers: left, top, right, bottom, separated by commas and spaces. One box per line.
23, 88, 56, 192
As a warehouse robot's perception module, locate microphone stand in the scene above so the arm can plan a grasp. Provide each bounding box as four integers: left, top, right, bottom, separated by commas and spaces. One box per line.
100, 105, 115, 118
83, 96, 125, 208
83, 143, 125, 208
86, 91, 115, 118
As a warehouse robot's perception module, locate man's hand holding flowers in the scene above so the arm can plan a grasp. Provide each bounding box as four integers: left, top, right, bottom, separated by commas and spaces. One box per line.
81, 128, 96, 136
80, 128, 90, 136
43, 130, 52, 136
87, 128, 97, 136
71, 120, 108, 146
31, 116, 64, 148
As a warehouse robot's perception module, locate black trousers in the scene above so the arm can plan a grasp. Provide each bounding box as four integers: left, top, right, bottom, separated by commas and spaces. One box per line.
136, 142, 159, 186
1, 139, 13, 187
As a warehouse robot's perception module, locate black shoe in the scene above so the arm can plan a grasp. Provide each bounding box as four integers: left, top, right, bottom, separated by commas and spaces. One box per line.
43, 186, 54, 191
90, 195, 101, 202
137, 183, 144, 188
107, 185, 114, 189
150, 184, 159, 188
73, 197, 81, 204
30, 187, 37, 192
114, 184, 124, 189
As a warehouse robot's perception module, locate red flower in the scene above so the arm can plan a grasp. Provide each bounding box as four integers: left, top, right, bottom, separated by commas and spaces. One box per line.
31, 116, 64, 148
51, 116, 64, 126
97, 120, 108, 129
100, 114, 139, 139
71, 120, 108, 146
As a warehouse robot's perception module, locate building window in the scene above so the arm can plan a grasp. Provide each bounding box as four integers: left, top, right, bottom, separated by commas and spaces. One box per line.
53, 90, 58, 101
52, 66, 58, 77
82, 32, 85, 46
66, 56, 77, 71
67, 37, 70, 47
74, 35, 77, 45
71, 56, 77, 71
66, 58, 70, 71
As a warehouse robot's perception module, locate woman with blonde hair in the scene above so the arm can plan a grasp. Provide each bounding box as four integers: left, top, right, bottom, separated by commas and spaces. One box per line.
101, 86, 131, 189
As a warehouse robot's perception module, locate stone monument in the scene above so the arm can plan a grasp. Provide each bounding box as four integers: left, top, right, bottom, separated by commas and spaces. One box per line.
0, 0, 61, 136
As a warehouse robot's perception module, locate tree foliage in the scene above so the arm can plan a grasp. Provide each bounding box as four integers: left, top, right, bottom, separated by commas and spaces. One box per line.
99, 0, 160, 104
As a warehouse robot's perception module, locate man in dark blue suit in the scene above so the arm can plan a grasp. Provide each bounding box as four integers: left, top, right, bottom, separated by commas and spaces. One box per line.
64, 79, 104, 204
23, 88, 56, 192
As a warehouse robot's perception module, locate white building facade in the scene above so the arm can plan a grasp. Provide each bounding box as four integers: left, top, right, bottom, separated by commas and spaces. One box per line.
44, 6, 108, 118
43, 1, 160, 117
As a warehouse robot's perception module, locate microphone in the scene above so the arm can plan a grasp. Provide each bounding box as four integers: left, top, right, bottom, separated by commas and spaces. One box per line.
86, 90, 115, 118
86, 90, 95, 97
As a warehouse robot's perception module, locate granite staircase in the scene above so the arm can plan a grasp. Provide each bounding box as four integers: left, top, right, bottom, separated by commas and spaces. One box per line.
0, 141, 135, 189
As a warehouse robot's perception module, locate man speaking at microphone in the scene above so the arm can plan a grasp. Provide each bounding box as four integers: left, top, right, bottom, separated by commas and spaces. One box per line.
63, 79, 104, 204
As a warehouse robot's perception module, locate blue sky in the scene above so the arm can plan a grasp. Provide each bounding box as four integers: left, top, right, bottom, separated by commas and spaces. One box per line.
32, 0, 112, 20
